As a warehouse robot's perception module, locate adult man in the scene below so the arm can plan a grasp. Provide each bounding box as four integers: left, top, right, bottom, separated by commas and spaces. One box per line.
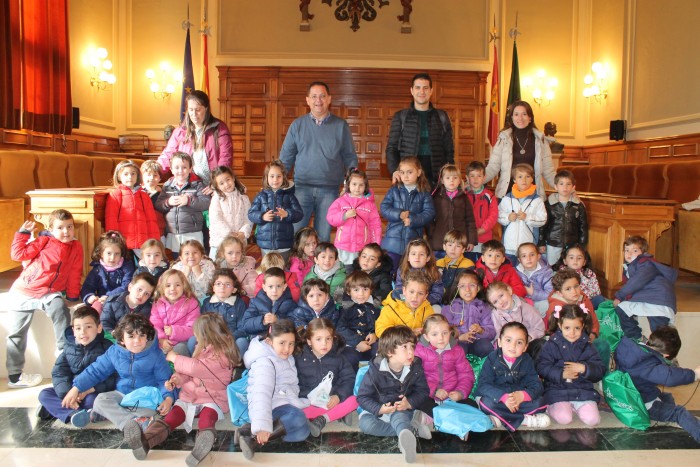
280, 81, 358, 242
386, 73, 454, 187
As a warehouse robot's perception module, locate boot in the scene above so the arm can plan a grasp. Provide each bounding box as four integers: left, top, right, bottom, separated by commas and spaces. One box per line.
308, 416, 326, 437
186, 428, 216, 467
237, 419, 287, 460
123, 419, 150, 460
143, 419, 171, 450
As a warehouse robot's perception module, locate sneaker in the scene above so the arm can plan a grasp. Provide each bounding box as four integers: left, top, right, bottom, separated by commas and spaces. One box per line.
308, 416, 326, 437
340, 411, 356, 427
89, 409, 107, 423
398, 428, 417, 463
71, 409, 91, 428
411, 410, 432, 440
489, 415, 502, 428
7, 373, 42, 389
522, 413, 551, 428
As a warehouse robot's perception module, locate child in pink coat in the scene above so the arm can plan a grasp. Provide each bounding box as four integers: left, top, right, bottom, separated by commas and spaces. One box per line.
150, 270, 200, 356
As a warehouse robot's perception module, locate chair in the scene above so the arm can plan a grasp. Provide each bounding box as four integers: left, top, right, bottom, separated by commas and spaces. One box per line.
67, 154, 93, 188
665, 161, 700, 204
609, 165, 636, 195
35, 152, 69, 189
91, 157, 115, 186
587, 166, 612, 193
568, 166, 591, 192
633, 163, 669, 198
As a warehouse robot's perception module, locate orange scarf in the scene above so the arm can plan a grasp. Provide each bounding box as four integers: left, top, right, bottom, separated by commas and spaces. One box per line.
512, 184, 537, 198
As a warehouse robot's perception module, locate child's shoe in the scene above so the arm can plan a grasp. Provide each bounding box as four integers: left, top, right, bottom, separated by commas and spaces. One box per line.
7, 373, 42, 389
70, 409, 91, 428
489, 415, 502, 428
340, 411, 356, 427
123, 418, 150, 460
186, 428, 216, 466
522, 413, 551, 428
89, 409, 107, 423
308, 416, 326, 437
35, 405, 55, 421
397, 428, 417, 463
411, 410, 433, 440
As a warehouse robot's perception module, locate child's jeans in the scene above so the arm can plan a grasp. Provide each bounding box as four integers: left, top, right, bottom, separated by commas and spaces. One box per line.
649, 392, 700, 443
359, 409, 414, 437
92, 390, 157, 430
303, 396, 359, 422
38, 387, 98, 423
271, 404, 310, 442
547, 400, 600, 426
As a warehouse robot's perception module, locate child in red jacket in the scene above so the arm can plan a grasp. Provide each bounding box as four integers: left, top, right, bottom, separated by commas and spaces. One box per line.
474, 240, 526, 298
466, 161, 498, 261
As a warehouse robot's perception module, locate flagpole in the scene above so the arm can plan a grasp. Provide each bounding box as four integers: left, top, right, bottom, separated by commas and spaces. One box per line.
201, 0, 210, 96
506, 11, 521, 112
180, 3, 195, 120
487, 15, 500, 147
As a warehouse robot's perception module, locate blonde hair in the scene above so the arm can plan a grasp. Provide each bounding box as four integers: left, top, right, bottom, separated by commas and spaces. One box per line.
438, 163, 463, 190
112, 160, 142, 187
192, 313, 240, 370
154, 269, 195, 302
216, 235, 247, 267
140, 238, 166, 258
140, 160, 162, 176
260, 252, 285, 272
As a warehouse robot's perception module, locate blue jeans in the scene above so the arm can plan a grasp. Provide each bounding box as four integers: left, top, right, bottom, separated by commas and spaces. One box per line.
293, 184, 339, 242
359, 409, 414, 437
271, 404, 310, 442
649, 392, 700, 442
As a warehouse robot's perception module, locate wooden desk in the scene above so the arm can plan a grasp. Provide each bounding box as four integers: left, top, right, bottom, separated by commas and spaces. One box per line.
0, 198, 25, 272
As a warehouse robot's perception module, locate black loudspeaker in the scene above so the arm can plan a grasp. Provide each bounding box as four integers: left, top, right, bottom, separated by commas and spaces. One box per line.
610, 119, 625, 141
72, 107, 80, 129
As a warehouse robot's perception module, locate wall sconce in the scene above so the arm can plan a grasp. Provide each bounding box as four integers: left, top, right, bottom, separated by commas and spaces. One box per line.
522, 69, 557, 107
583, 62, 608, 103
89, 47, 116, 91
145, 62, 182, 101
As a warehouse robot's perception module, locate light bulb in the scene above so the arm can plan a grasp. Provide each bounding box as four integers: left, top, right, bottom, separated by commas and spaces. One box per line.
99, 71, 109, 81
90, 56, 101, 68
102, 60, 112, 71
591, 62, 603, 73
584, 74, 594, 85
548, 78, 558, 87
532, 89, 543, 99
591, 85, 600, 96
545, 90, 555, 101
145, 69, 156, 79
160, 61, 170, 72
150, 82, 160, 93
583, 88, 592, 98
97, 48, 108, 60
522, 76, 533, 88
107, 74, 116, 84
536, 69, 546, 79
165, 84, 175, 94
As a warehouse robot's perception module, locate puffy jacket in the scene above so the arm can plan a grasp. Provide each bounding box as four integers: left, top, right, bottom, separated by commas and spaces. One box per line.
545, 292, 599, 337
134, 262, 169, 283
105, 185, 161, 249
291, 297, 339, 329
349, 252, 394, 304
615, 254, 677, 310
158, 119, 233, 174
201, 295, 247, 339
209, 189, 253, 247
441, 297, 496, 342
466, 187, 499, 244
476, 348, 543, 405
295, 343, 355, 401
614, 337, 696, 403
244, 336, 308, 434
336, 296, 380, 347
394, 267, 444, 306
241, 288, 297, 336
80, 259, 135, 304
289, 257, 314, 285
150, 296, 200, 344
100, 291, 153, 333
498, 192, 547, 254
427, 186, 478, 250
173, 345, 233, 411
254, 270, 301, 302
516, 257, 554, 303
305, 263, 347, 304
248, 184, 303, 250
155, 177, 211, 235
537, 330, 605, 404
490, 295, 545, 342
326, 191, 382, 253
10, 231, 83, 300
376, 292, 434, 337
73, 338, 174, 401
52, 327, 115, 398
539, 192, 588, 249
475, 257, 527, 298
357, 355, 430, 416
415, 336, 474, 399
380, 185, 436, 256
435, 256, 475, 292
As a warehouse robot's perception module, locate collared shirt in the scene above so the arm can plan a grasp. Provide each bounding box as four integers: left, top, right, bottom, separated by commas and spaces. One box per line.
309, 113, 331, 126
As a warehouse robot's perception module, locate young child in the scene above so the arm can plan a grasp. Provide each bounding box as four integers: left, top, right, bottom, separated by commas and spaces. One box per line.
326, 168, 382, 267
554, 244, 605, 308
247, 159, 303, 262
291, 279, 339, 329
474, 240, 527, 298
200, 269, 249, 355
380, 156, 436, 272
435, 230, 476, 291
242, 267, 298, 337
215, 235, 257, 300
304, 242, 347, 304
615, 326, 700, 443
64, 314, 174, 438
356, 325, 432, 464
537, 304, 604, 427
254, 252, 301, 302
538, 169, 588, 266
296, 318, 358, 436
5, 210, 83, 388
140, 160, 167, 238
150, 269, 200, 355
394, 238, 445, 310
105, 160, 160, 254
171, 239, 216, 302
350, 242, 393, 303
155, 152, 211, 255
486, 281, 545, 344
476, 322, 549, 431
131, 313, 239, 465
515, 242, 553, 316
544, 268, 599, 340
465, 161, 499, 258
208, 165, 253, 258
441, 270, 496, 357
236, 320, 310, 459
288, 227, 319, 285
377, 270, 435, 338
80, 231, 135, 313
101, 272, 157, 334
135, 238, 169, 282
498, 163, 547, 261
427, 163, 478, 255
37, 306, 115, 426
337, 271, 380, 371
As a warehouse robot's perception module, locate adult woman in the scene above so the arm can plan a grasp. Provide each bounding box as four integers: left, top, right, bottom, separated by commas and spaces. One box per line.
484, 100, 556, 198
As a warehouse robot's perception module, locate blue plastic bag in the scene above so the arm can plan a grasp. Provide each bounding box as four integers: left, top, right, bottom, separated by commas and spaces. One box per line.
353, 365, 369, 414
433, 400, 493, 438
227, 369, 250, 426
120, 386, 163, 411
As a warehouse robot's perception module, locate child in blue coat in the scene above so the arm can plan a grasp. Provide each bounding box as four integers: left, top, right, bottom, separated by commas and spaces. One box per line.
100, 272, 157, 334
197, 269, 248, 355
291, 279, 339, 329
336, 271, 380, 371
241, 267, 298, 338
80, 231, 135, 313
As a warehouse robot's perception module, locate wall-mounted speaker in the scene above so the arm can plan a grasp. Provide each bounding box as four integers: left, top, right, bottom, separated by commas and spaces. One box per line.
610, 119, 625, 141
72, 107, 80, 129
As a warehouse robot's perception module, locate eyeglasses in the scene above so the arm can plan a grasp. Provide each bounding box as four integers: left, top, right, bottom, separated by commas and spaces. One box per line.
458, 284, 479, 290
214, 282, 234, 288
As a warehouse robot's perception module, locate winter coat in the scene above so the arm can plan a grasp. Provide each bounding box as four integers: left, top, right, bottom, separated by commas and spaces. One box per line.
295, 344, 355, 401
158, 119, 233, 174
100, 291, 153, 333
305, 263, 347, 304
150, 296, 201, 344
491, 295, 545, 342
73, 338, 174, 401
615, 253, 678, 310
222, 256, 258, 299
10, 231, 83, 300
326, 191, 382, 253
52, 327, 115, 398
80, 259, 135, 304
376, 292, 434, 337
336, 296, 380, 347
356, 355, 430, 416
427, 186, 478, 251
380, 185, 436, 255
537, 330, 605, 404
476, 348, 543, 405
291, 297, 339, 329
441, 297, 496, 342
394, 267, 445, 306
248, 184, 303, 250
614, 337, 696, 403
498, 191, 547, 253
155, 177, 211, 235
435, 255, 475, 292
254, 270, 301, 303
466, 186, 499, 244
244, 336, 309, 434
135, 262, 169, 283
241, 288, 297, 336
539, 193, 588, 249
172, 345, 233, 411
209, 190, 253, 247
289, 257, 314, 285
545, 292, 599, 337
516, 257, 554, 303
172, 258, 216, 301
414, 335, 474, 399
105, 185, 161, 249
475, 257, 527, 298
201, 295, 247, 339
350, 253, 394, 304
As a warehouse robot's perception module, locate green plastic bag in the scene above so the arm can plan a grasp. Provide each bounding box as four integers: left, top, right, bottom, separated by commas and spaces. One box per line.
466, 354, 486, 400
595, 300, 624, 352
602, 370, 650, 431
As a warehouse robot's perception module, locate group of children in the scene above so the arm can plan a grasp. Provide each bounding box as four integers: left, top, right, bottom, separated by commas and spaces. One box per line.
5, 155, 699, 465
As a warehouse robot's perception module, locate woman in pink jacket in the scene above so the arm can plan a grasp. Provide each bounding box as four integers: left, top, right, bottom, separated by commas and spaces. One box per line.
326, 169, 382, 267
149, 270, 201, 356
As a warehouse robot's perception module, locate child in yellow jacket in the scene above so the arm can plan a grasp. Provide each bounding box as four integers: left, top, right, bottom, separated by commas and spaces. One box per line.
376, 270, 434, 337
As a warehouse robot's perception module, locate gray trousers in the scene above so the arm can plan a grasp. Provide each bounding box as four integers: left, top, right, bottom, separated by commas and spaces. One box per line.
5, 297, 70, 375
92, 391, 157, 430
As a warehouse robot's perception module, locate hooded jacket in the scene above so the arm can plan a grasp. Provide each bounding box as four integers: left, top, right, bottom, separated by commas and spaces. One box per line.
516, 257, 554, 303
209, 189, 253, 247
295, 343, 355, 401
172, 345, 233, 411
201, 295, 247, 339
539, 192, 588, 248
475, 257, 527, 298
150, 296, 201, 344
158, 119, 233, 173
427, 186, 478, 250
326, 190, 382, 253
476, 348, 543, 405
615, 253, 678, 310
376, 292, 434, 337
52, 327, 115, 398
241, 288, 297, 336
291, 297, 339, 329
336, 296, 380, 347
155, 177, 211, 235
380, 184, 436, 256
466, 186, 499, 244
101, 291, 153, 333
441, 297, 496, 342
414, 335, 474, 399
350, 252, 394, 304
248, 184, 304, 250
498, 191, 547, 253
105, 185, 161, 249
80, 259, 136, 304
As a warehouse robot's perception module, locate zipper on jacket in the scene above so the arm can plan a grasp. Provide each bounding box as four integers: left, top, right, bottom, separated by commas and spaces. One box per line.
47, 261, 62, 292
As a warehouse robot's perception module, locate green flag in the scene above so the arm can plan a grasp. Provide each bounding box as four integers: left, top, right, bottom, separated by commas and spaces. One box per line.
507, 41, 521, 107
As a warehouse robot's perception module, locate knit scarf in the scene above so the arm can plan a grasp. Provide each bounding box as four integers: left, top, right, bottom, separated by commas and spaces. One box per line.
511, 184, 537, 198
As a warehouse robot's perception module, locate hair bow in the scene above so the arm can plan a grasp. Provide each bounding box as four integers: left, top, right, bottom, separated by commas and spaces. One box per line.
579, 304, 589, 315
553, 305, 562, 319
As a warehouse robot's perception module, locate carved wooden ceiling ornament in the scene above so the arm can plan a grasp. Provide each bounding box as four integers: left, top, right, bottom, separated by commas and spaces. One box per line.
299, 0, 413, 33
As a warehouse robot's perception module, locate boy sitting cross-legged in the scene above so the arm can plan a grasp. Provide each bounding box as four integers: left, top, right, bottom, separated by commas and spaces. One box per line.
241, 267, 298, 338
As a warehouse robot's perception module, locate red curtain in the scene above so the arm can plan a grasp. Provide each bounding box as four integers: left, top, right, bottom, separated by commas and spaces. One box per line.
0, 0, 22, 129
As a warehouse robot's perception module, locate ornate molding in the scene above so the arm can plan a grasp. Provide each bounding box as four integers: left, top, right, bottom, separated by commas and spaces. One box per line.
299, 0, 412, 32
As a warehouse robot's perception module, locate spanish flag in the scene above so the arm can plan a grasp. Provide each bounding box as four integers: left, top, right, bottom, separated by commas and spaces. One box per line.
487, 44, 500, 147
